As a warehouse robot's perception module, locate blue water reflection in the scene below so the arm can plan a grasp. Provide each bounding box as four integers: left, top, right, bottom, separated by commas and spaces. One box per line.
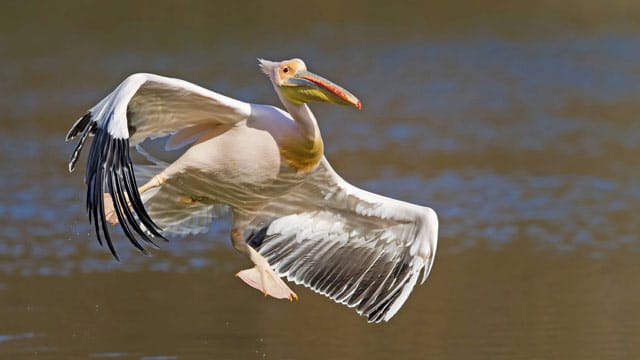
0, 33, 638, 276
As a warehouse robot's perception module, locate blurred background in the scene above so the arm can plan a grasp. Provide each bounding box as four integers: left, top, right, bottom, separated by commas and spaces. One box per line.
1, 1, 639, 358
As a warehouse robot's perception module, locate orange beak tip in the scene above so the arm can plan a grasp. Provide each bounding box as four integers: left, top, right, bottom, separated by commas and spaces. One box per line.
356, 100, 362, 110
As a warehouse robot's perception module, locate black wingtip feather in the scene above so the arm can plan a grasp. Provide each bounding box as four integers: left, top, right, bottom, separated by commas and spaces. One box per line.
66, 112, 92, 141
84, 127, 166, 259
68, 114, 96, 172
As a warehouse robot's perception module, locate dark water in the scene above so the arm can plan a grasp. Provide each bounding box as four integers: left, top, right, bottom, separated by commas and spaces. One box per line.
1, 1, 639, 358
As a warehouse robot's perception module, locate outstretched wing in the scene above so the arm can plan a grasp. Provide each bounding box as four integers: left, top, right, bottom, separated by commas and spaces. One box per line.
66, 73, 251, 259
246, 158, 438, 323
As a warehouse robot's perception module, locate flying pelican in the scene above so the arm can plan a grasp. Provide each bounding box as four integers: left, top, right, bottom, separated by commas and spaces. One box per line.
66, 58, 438, 323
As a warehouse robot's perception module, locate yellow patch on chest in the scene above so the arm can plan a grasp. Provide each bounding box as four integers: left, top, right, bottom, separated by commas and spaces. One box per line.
280, 136, 324, 172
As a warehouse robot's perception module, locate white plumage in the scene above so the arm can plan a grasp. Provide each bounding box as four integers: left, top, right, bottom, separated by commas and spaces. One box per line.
66, 58, 438, 322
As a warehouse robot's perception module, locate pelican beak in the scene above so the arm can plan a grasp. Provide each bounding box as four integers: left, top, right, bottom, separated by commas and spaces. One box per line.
282, 70, 362, 110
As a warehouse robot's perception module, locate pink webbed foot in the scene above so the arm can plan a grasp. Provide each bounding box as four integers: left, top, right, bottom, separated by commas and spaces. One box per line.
103, 193, 119, 225
236, 266, 298, 301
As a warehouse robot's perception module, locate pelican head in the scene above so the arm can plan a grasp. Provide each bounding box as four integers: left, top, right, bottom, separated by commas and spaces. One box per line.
259, 58, 361, 110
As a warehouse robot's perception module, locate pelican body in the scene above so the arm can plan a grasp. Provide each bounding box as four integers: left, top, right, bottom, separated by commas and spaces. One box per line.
66, 58, 438, 323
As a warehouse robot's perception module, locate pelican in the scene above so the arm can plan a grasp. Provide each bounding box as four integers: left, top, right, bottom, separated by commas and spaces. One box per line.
66, 58, 438, 323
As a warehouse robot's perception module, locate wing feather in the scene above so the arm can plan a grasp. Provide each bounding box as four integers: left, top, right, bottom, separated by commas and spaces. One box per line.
247, 158, 438, 322
141, 172, 230, 237
66, 73, 250, 257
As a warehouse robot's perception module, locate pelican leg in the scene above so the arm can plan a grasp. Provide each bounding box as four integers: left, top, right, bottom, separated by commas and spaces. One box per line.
104, 174, 167, 225
138, 174, 167, 195
231, 228, 298, 301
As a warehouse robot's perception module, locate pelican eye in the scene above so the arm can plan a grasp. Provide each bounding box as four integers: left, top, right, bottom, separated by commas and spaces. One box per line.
283, 67, 289, 73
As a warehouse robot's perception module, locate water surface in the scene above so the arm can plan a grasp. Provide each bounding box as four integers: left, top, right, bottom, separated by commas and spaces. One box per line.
1, 1, 639, 358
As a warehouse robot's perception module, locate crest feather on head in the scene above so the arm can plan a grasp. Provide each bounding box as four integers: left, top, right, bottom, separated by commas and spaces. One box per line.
258, 58, 278, 78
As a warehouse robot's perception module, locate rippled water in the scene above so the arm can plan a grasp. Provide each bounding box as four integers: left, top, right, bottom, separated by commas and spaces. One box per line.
1, 2, 639, 359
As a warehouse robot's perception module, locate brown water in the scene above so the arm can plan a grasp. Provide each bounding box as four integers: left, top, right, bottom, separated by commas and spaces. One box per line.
1, 1, 639, 358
